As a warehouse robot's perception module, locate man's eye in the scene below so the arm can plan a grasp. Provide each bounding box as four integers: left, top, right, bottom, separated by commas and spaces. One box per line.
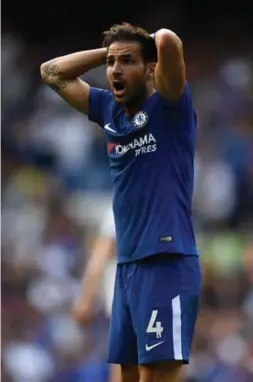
124, 57, 132, 64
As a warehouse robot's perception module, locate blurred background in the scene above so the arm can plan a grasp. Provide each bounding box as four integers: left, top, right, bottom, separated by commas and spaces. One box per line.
2, 0, 253, 381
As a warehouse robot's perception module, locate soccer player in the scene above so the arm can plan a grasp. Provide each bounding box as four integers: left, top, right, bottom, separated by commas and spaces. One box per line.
41, 23, 201, 382
73, 207, 119, 382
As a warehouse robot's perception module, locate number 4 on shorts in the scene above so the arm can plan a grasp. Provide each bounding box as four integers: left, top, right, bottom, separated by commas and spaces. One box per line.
146, 310, 164, 338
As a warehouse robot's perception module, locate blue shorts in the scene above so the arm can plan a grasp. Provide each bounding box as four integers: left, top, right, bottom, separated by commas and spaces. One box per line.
107, 254, 201, 365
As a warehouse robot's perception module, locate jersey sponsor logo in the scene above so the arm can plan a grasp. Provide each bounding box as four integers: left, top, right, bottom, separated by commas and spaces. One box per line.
107, 133, 157, 157
107, 142, 116, 153
132, 111, 148, 128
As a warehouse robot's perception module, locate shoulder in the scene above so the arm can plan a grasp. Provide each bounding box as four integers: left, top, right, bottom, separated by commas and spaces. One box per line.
89, 87, 114, 109
89, 87, 112, 100
155, 82, 193, 109
153, 82, 197, 133
88, 87, 114, 126
155, 82, 196, 125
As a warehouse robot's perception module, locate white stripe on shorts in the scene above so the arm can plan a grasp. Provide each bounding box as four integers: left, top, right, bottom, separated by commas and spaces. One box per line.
172, 295, 183, 360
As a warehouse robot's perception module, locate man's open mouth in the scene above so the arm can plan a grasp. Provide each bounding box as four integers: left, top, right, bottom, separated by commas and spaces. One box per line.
112, 81, 125, 96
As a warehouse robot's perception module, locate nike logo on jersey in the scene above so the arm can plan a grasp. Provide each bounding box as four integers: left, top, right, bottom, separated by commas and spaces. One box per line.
104, 123, 116, 133
145, 341, 164, 351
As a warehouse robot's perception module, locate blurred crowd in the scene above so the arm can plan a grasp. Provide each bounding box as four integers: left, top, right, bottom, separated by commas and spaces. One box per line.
2, 20, 253, 382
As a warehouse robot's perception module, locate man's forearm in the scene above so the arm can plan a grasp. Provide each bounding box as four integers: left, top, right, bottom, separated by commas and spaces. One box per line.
40, 48, 107, 82
80, 258, 104, 299
80, 237, 115, 300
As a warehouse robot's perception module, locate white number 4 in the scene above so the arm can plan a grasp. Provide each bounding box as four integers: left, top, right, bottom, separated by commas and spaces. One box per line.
146, 310, 164, 338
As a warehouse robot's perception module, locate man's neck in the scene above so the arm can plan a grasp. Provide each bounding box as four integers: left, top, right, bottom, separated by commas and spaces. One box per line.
124, 87, 155, 117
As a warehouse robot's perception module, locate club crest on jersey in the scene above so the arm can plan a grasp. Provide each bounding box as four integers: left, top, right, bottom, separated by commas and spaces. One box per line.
132, 111, 148, 129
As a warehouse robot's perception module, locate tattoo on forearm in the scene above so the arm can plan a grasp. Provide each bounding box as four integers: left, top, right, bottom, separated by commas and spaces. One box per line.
42, 61, 70, 92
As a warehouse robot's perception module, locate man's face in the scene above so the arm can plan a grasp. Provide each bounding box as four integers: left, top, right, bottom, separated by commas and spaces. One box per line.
107, 41, 152, 106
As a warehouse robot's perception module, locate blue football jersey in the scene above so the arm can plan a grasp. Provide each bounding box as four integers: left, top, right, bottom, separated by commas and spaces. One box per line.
88, 84, 198, 263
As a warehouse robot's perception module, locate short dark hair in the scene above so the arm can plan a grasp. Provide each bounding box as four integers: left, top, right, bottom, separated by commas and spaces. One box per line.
102, 22, 157, 63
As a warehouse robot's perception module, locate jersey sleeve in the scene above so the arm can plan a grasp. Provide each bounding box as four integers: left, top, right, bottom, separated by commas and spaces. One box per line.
157, 82, 197, 126
157, 82, 193, 109
88, 87, 112, 128
99, 208, 116, 239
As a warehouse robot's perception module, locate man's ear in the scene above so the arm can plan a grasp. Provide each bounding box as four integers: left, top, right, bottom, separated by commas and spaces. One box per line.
147, 62, 156, 78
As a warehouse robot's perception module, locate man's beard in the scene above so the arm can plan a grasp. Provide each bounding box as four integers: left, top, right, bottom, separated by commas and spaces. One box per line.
124, 83, 148, 109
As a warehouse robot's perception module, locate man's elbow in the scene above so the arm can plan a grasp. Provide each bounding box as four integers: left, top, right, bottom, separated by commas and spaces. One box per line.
40, 60, 59, 85
40, 61, 49, 83
40, 62, 46, 73
156, 29, 182, 52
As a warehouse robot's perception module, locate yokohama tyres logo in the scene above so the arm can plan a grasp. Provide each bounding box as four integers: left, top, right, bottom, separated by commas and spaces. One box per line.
107, 133, 157, 157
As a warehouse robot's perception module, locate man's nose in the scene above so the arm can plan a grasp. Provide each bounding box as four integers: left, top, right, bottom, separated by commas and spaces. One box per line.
112, 61, 123, 75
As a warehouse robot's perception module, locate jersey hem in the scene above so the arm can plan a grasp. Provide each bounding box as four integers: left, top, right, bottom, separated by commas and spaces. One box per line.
117, 250, 198, 264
